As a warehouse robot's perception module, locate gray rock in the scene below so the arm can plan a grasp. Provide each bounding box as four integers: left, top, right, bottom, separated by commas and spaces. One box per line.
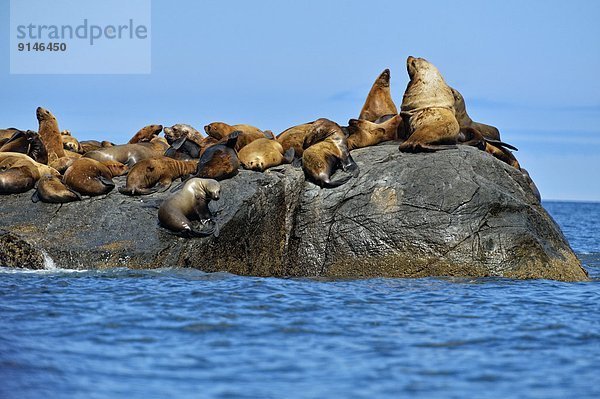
0, 144, 588, 281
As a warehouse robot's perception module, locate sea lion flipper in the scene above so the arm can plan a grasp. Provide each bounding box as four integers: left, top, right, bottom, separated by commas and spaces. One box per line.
322, 174, 353, 188
31, 190, 40, 203
343, 155, 360, 178
98, 176, 115, 187
226, 131, 241, 148
485, 139, 518, 151
283, 148, 295, 164
171, 136, 187, 150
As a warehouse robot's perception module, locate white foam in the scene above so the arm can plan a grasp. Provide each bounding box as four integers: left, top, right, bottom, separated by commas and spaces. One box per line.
42, 250, 57, 270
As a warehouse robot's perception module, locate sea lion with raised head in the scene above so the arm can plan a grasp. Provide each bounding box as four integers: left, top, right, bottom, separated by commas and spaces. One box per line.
359, 69, 398, 122
238, 138, 294, 172
347, 114, 403, 150
302, 118, 359, 188
0, 130, 48, 164
84, 137, 168, 167
119, 157, 198, 195
158, 178, 221, 237
36, 107, 65, 162
31, 174, 81, 203
398, 57, 460, 153
128, 124, 163, 144
63, 158, 126, 196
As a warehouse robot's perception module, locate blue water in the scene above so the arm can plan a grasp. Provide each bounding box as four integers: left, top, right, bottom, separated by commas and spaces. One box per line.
1, 202, 599, 399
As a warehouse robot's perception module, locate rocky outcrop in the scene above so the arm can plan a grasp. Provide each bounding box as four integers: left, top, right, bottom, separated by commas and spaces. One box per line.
0, 144, 588, 281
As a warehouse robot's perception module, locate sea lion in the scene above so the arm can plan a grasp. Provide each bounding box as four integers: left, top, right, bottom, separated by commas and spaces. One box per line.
276, 122, 313, 159
398, 57, 460, 153
163, 124, 204, 146
119, 157, 198, 195
191, 132, 240, 181
84, 137, 168, 166
302, 118, 359, 188
0, 128, 21, 141
80, 140, 115, 153
359, 69, 398, 122
451, 88, 501, 141
158, 178, 220, 237
0, 153, 60, 177
347, 114, 403, 150
238, 138, 295, 172
458, 126, 520, 169
36, 107, 65, 162
205, 122, 269, 150
0, 165, 37, 194
60, 130, 84, 154
164, 124, 219, 159
0, 130, 48, 164
128, 124, 163, 144
63, 158, 124, 196
49, 156, 78, 174
31, 175, 81, 203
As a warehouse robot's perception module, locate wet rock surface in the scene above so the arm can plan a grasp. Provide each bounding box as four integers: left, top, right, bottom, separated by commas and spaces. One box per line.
0, 144, 587, 281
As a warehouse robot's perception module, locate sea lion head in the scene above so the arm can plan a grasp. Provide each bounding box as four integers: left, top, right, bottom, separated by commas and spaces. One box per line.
62, 134, 83, 153
164, 123, 199, 145
375, 68, 391, 87
204, 122, 230, 139
186, 178, 221, 201
36, 106, 57, 123
202, 179, 221, 201
406, 56, 446, 83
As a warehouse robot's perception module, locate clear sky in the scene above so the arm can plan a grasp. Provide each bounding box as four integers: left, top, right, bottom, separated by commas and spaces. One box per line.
1, 0, 599, 201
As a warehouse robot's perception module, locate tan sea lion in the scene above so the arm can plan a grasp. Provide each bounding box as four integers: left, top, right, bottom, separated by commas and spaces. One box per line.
119, 157, 198, 195
205, 122, 269, 150
347, 114, 402, 150
36, 107, 65, 162
359, 69, 398, 122
158, 178, 220, 237
63, 158, 124, 196
0, 165, 37, 194
238, 138, 294, 172
399, 57, 460, 153
31, 175, 81, 203
0, 130, 48, 164
302, 118, 359, 188
451, 88, 501, 141
276, 122, 313, 159
60, 130, 84, 154
0, 153, 60, 177
128, 124, 163, 144
84, 137, 168, 166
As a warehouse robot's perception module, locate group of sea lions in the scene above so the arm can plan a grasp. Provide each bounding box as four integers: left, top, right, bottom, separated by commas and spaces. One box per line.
0, 56, 540, 237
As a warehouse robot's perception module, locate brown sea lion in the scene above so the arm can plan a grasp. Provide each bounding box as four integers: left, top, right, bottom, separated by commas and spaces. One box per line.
451, 88, 501, 141
128, 124, 163, 144
0, 165, 37, 194
49, 156, 78, 174
190, 132, 240, 181
359, 69, 399, 122
238, 138, 294, 172
36, 107, 65, 162
302, 118, 359, 188
399, 57, 460, 153
60, 130, 84, 154
158, 178, 220, 237
31, 175, 81, 203
347, 114, 403, 150
205, 122, 269, 150
63, 158, 124, 196
119, 157, 198, 195
276, 122, 313, 159
0, 153, 60, 177
84, 137, 168, 166
0, 130, 48, 164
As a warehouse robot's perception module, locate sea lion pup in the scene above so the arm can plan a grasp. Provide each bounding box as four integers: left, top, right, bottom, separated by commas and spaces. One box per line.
60, 130, 84, 154
0, 165, 37, 194
36, 107, 65, 162
205, 122, 268, 151
128, 124, 163, 144
84, 137, 168, 167
359, 69, 399, 122
398, 57, 460, 153
119, 157, 198, 195
63, 158, 126, 196
302, 118, 359, 188
0, 153, 60, 177
0, 130, 49, 164
238, 138, 295, 172
31, 175, 81, 203
276, 122, 314, 159
346, 114, 403, 150
158, 178, 221, 237
451, 88, 501, 141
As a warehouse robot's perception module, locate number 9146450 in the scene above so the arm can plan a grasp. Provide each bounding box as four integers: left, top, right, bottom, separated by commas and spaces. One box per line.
18, 42, 67, 52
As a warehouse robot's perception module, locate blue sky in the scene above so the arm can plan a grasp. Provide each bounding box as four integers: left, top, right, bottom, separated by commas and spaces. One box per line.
1, 0, 599, 201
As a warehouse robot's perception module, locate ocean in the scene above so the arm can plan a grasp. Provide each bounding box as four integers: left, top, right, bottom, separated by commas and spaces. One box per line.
1, 201, 599, 399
